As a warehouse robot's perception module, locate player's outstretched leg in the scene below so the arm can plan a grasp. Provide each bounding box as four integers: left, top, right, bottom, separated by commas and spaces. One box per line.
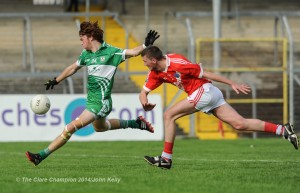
136, 116, 154, 133
26, 151, 43, 166
144, 155, 172, 169
283, 123, 299, 149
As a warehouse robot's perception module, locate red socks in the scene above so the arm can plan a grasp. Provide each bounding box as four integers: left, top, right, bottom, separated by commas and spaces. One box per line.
264, 122, 283, 135
264, 122, 277, 133
162, 142, 174, 160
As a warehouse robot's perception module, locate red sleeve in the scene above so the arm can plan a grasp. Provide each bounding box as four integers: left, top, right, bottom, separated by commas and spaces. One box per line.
143, 71, 163, 92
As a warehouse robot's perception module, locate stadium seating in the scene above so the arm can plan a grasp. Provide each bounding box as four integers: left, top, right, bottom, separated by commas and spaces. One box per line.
106, 0, 300, 138
0, 0, 299, 138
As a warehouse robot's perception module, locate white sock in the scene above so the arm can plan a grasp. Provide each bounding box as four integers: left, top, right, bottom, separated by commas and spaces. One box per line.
162, 152, 172, 160
276, 125, 283, 135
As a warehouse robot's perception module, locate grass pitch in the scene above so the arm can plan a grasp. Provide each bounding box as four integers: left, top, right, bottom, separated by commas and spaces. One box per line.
0, 138, 299, 193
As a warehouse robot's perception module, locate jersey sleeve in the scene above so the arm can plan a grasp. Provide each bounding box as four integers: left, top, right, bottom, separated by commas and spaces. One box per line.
76, 49, 87, 66
143, 71, 163, 92
109, 46, 125, 66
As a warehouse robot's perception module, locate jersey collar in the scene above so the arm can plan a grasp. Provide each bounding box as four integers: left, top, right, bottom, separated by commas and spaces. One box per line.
164, 55, 170, 72
98, 41, 108, 50
86, 41, 107, 53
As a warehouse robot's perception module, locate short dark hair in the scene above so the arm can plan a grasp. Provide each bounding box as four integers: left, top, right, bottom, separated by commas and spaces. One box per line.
141, 46, 164, 60
79, 21, 104, 43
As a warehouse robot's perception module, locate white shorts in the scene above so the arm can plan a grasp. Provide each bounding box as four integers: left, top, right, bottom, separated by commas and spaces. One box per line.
187, 83, 226, 114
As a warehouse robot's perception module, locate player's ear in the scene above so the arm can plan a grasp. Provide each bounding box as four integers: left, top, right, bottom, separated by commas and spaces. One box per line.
88, 36, 94, 41
151, 58, 157, 63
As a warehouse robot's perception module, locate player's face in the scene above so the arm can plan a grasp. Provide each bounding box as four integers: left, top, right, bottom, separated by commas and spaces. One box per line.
79, 35, 92, 50
142, 56, 157, 70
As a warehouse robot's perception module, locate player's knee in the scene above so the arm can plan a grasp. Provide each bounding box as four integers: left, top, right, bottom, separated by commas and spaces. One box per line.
94, 120, 111, 132
163, 110, 175, 122
60, 118, 84, 141
164, 110, 178, 122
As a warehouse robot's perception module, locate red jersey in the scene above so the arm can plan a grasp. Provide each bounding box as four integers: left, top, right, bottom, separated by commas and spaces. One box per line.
143, 54, 211, 95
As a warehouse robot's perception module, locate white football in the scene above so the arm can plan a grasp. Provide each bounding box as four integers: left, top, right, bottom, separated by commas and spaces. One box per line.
30, 94, 51, 114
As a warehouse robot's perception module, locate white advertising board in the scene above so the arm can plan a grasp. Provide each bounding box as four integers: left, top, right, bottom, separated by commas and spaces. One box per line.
0, 94, 163, 141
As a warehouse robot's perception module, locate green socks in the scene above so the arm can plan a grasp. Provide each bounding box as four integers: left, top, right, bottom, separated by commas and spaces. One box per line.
39, 148, 51, 159
119, 120, 139, 129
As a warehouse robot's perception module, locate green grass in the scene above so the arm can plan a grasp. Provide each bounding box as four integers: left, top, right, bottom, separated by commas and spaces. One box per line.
0, 138, 299, 193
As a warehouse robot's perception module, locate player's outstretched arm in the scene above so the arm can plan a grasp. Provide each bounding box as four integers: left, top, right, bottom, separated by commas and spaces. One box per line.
44, 62, 81, 90
202, 70, 251, 94
125, 30, 160, 58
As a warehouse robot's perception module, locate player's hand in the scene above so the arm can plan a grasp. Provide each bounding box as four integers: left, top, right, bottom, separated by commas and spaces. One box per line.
232, 83, 251, 94
45, 78, 58, 90
142, 102, 156, 111
144, 30, 160, 47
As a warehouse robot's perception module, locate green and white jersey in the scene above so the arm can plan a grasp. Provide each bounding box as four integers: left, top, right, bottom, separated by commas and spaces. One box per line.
77, 42, 125, 96
76, 42, 125, 117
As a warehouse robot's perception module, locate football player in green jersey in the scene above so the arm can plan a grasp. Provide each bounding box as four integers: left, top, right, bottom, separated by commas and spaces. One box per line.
26, 21, 159, 166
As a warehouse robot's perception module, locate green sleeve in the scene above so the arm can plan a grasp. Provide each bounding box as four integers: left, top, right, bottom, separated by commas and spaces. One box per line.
76, 49, 88, 66
108, 46, 125, 67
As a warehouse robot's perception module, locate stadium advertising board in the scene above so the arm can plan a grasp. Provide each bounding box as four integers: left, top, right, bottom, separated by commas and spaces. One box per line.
0, 94, 163, 141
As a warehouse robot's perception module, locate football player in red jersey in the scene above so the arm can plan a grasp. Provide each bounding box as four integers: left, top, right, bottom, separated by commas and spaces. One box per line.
140, 46, 299, 169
